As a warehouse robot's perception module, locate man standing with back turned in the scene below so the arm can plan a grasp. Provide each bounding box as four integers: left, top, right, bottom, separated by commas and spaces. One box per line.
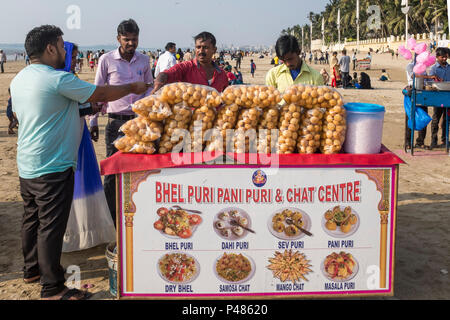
154, 42, 177, 77
11, 25, 149, 300
89, 19, 153, 225
339, 49, 351, 88
0, 50, 6, 73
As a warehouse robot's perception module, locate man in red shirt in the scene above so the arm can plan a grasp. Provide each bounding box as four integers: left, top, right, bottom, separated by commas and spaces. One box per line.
151, 31, 228, 93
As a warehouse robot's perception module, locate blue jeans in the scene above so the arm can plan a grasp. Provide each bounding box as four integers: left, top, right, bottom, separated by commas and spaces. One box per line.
6, 99, 13, 119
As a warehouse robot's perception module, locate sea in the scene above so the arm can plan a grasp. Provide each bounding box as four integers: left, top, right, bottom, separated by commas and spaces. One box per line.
0, 43, 161, 60
0, 45, 26, 60
1, 42, 270, 60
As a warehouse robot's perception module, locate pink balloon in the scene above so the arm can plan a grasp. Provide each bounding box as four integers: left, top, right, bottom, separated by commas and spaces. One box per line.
398, 45, 407, 53
401, 50, 412, 60
413, 63, 427, 74
425, 55, 436, 67
416, 51, 430, 63
414, 42, 427, 54
407, 38, 417, 50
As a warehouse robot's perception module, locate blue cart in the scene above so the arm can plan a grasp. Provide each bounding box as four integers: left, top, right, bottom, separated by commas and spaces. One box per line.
409, 76, 450, 156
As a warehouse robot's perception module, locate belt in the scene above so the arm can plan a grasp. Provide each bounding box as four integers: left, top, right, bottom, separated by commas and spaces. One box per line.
108, 113, 136, 121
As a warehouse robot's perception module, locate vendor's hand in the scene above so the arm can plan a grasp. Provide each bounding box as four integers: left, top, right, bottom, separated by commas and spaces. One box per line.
90, 125, 99, 142
130, 82, 152, 95
150, 81, 164, 95
150, 73, 168, 95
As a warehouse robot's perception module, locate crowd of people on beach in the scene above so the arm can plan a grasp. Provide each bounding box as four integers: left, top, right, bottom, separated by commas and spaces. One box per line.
72, 45, 267, 87
265, 47, 379, 91
293, 48, 374, 90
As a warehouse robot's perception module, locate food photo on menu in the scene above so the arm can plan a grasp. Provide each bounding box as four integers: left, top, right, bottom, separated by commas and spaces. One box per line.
323, 206, 360, 237
268, 208, 313, 240
213, 208, 255, 240
157, 252, 200, 284
322, 252, 359, 282
214, 252, 255, 284
267, 250, 313, 283
153, 207, 202, 239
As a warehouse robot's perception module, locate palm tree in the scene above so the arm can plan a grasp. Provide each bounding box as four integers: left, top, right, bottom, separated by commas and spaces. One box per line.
283, 0, 448, 45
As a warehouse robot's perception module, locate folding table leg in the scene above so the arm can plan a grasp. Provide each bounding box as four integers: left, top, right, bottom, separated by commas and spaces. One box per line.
410, 97, 416, 156
446, 109, 449, 155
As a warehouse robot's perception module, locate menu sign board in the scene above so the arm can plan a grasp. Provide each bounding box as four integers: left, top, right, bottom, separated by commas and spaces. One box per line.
117, 165, 397, 299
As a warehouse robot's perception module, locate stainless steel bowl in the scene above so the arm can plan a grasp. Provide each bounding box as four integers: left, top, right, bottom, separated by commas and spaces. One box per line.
432, 82, 450, 91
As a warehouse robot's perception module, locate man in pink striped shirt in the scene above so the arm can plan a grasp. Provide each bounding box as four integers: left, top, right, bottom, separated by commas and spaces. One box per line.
89, 19, 153, 225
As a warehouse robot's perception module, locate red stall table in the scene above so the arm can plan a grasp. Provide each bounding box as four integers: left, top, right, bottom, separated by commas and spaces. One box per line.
101, 146, 404, 299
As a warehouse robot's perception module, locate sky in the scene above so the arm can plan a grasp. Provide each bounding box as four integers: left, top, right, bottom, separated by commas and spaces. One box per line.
0, 0, 329, 49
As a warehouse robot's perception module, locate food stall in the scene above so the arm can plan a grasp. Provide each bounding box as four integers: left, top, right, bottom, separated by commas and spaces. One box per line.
101, 149, 403, 299
356, 58, 371, 70
99, 83, 404, 299
401, 40, 450, 155
409, 78, 450, 155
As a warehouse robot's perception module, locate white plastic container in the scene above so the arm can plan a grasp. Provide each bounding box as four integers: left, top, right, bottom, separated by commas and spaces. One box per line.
343, 103, 386, 154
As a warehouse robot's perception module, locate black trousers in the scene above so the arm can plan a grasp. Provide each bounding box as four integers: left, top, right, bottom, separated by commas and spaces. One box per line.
341, 72, 349, 88
431, 107, 446, 144
20, 168, 74, 298
104, 118, 126, 227
0, 61, 4, 73
405, 107, 428, 145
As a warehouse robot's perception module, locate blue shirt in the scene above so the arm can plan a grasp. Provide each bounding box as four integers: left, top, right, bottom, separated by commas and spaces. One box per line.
11, 64, 96, 179
290, 68, 301, 81
429, 62, 450, 81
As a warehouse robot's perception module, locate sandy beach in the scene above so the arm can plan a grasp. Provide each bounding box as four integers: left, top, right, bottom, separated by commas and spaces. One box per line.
0, 52, 449, 300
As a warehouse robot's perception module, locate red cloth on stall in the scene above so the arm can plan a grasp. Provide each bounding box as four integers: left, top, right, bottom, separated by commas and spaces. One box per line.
100, 145, 405, 176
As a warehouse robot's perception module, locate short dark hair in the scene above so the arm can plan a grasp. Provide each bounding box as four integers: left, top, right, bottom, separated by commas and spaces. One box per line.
275, 35, 300, 58
194, 32, 216, 47
25, 25, 64, 59
435, 47, 448, 57
165, 42, 176, 51
117, 19, 140, 36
